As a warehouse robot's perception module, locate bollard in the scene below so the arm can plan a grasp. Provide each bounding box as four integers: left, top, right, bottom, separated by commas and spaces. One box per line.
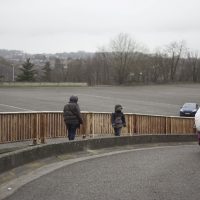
32, 138, 37, 145
40, 114, 46, 144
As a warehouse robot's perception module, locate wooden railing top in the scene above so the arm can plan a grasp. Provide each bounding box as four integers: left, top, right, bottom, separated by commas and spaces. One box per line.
0, 110, 194, 119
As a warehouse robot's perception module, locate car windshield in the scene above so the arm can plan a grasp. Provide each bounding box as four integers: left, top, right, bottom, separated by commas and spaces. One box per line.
183, 103, 196, 109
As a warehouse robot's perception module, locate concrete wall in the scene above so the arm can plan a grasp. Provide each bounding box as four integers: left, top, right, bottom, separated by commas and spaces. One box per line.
0, 135, 197, 174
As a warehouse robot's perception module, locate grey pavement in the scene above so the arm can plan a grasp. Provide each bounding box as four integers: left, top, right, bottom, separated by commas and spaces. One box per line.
0, 84, 200, 115
0, 137, 83, 154
1, 143, 200, 200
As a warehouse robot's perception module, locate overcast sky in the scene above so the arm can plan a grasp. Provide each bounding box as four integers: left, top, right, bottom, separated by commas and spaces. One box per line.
0, 0, 200, 54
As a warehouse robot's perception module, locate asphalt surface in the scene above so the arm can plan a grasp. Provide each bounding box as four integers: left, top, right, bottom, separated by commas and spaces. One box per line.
1, 84, 200, 200
2, 144, 200, 200
0, 84, 200, 115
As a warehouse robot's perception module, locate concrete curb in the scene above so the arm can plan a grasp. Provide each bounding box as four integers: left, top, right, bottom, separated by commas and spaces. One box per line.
0, 134, 196, 174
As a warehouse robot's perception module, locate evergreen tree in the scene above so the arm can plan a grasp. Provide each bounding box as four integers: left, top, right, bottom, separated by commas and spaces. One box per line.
17, 58, 36, 81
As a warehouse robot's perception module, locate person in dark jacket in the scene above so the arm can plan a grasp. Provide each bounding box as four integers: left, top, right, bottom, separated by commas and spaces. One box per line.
111, 104, 126, 136
63, 95, 83, 140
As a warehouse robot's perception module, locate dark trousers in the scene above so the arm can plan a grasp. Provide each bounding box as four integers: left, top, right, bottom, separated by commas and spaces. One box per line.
114, 127, 122, 136
66, 124, 78, 140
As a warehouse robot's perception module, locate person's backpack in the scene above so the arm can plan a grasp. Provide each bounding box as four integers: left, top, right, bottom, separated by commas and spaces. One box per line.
114, 115, 123, 128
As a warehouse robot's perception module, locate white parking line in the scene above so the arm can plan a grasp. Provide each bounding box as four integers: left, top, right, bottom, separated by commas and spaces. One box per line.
0, 104, 34, 111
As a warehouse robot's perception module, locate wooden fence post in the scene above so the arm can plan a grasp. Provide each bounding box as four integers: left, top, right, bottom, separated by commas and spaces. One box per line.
86, 112, 94, 138
81, 113, 87, 139
40, 113, 46, 144
133, 114, 137, 134
32, 113, 38, 145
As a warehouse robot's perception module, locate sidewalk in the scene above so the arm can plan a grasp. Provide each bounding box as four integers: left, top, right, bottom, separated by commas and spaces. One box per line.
0, 138, 73, 154
0, 134, 109, 154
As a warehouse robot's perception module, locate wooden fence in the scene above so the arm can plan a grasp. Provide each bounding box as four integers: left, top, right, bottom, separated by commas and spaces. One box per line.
0, 111, 196, 144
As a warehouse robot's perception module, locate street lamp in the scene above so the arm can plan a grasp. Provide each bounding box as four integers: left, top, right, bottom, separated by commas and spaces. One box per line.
12, 64, 15, 82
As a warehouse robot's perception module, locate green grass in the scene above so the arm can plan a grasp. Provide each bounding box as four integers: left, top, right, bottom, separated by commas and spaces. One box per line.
0, 82, 88, 87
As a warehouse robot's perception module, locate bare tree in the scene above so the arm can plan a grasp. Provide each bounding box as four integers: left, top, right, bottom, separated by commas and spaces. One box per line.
187, 51, 199, 82
164, 41, 186, 81
109, 33, 138, 84
51, 58, 64, 82
152, 51, 169, 83
67, 59, 85, 82
89, 52, 112, 85
42, 61, 52, 82
0, 57, 12, 81
84, 57, 98, 86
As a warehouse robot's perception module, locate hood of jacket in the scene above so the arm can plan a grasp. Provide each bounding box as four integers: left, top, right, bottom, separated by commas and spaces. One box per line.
69, 95, 78, 103
115, 104, 122, 112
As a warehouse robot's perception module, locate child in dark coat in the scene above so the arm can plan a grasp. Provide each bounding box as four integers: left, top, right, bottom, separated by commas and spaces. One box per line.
111, 104, 126, 136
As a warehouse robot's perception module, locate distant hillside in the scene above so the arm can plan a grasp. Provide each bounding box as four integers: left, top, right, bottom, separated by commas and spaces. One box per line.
0, 49, 94, 63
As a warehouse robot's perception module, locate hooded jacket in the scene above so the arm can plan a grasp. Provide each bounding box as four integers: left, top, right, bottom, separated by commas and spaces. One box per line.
111, 104, 126, 128
63, 96, 83, 125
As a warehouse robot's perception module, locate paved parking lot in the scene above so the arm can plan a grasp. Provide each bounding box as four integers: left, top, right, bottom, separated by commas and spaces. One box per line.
0, 84, 200, 116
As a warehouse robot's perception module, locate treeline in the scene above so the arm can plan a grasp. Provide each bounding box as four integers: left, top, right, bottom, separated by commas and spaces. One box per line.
1, 33, 200, 85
